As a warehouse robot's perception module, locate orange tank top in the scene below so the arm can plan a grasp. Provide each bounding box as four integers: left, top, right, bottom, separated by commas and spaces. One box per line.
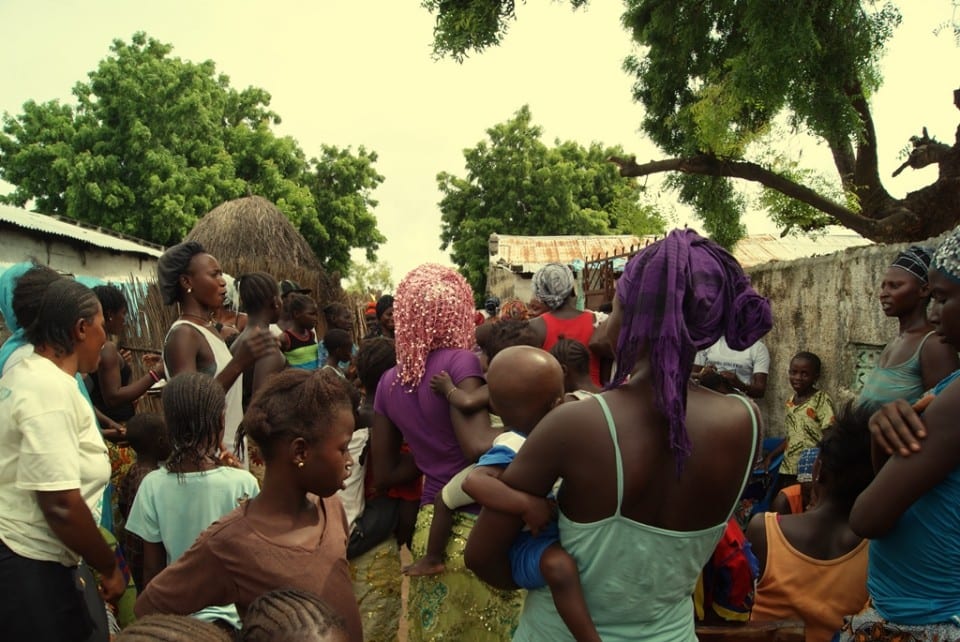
751, 512, 869, 641
780, 484, 805, 514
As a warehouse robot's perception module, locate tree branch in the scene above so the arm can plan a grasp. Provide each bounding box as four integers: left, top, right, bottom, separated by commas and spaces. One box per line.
849, 87, 892, 207
608, 154, 915, 239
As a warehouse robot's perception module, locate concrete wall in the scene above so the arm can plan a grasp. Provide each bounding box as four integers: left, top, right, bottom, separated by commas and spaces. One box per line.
746, 238, 943, 436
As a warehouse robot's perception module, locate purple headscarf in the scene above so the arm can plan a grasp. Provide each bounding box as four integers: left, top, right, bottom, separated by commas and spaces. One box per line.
613, 229, 772, 467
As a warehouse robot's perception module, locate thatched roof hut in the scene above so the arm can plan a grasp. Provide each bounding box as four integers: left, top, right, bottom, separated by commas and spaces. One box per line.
185, 195, 341, 305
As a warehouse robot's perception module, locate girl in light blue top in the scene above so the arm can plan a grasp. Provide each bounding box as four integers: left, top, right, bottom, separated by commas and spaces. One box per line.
466, 230, 771, 641
126, 372, 259, 631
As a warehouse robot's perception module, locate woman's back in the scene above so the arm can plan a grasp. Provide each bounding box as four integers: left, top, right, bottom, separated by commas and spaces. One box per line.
514, 384, 756, 641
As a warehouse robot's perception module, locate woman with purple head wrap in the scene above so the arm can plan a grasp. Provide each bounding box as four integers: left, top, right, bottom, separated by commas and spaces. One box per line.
466, 229, 770, 640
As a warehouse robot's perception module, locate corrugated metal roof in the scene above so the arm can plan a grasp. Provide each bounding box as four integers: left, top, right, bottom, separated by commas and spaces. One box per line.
0, 204, 164, 258
491, 234, 658, 273
490, 228, 871, 271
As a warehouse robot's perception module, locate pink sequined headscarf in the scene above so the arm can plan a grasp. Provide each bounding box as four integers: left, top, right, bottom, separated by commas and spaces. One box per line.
394, 264, 476, 388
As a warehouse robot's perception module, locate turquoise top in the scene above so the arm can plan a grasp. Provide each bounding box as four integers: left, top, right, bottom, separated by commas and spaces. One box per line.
859, 331, 935, 409
513, 394, 757, 642
868, 368, 960, 626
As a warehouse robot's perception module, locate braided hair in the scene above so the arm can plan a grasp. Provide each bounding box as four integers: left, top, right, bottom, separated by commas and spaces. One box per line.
92, 284, 128, 317
26, 278, 100, 357
116, 614, 231, 641
238, 368, 353, 461
394, 264, 475, 388
11, 263, 60, 331
355, 337, 396, 394
286, 293, 316, 317
549, 338, 591, 376
161, 372, 226, 478
483, 319, 540, 361
237, 272, 280, 315
241, 588, 347, 642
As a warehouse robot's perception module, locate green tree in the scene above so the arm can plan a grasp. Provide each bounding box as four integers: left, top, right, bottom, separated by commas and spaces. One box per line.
423, 1, 960, 247
344, 259, 395, 299
438, 105, 665, 297
0, 32, 383, 275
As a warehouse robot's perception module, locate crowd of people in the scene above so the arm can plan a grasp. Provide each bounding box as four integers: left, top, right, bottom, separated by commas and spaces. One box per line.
2, 226, 960, 642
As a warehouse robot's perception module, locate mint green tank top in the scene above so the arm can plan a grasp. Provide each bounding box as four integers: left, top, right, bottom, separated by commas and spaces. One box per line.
513, 394, 757, 642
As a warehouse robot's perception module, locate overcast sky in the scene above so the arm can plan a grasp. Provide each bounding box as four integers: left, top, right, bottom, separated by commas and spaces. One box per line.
1, 1, 957, 284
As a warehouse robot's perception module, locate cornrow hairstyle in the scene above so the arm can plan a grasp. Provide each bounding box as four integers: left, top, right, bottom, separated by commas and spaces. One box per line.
92, 284, 128, 316
792, 351, 823, 377
286, 292, 317, 317
324, 328, 353, 353
238, 271, 280, 315
355, 337, 397, 394
549, 338, 591, 375
394, 263, 475, 388
11, 263, 60, 330
25, 278, 100, 357
116, 614, 232, 641
125, 412, 167, 458
237, 368, 353, 461
483, 319, 540, 362
241, 588, 347, 642
156, 241, 206, 306
161, 372, 226, 478
817, 401, 874, 512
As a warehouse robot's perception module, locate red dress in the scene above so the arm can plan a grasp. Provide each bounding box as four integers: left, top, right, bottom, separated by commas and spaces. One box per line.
541, 311, 601, 385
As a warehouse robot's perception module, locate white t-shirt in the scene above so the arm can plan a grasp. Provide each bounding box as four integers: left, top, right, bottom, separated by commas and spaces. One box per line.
337, 428, 368, 533
0, 353, 110, 566
694, 337, 770, 385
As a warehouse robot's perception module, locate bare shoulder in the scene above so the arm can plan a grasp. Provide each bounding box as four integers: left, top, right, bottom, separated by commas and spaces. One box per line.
687, 388, 755, 449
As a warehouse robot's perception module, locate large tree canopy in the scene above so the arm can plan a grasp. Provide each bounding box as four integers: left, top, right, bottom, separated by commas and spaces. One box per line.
0, 32, 384, 275
423, 1, 960, 247
438, 105, 665, 297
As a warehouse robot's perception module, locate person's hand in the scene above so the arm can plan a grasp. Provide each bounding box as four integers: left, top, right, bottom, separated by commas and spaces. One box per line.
232, 327, 275, 365
869, 399, 927, 457
98, 564, 127, 604
430, 371, 454, 397
141, 352, 162, 369
718, 369, 738, 383
520, 496, 555, 536
119, 348, 134, 365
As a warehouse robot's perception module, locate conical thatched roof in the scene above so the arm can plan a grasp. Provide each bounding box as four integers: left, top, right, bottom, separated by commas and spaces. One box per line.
185, 195, 341, 305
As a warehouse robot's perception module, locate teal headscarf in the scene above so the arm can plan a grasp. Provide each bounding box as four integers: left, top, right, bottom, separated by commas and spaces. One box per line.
0, 262, 34, 374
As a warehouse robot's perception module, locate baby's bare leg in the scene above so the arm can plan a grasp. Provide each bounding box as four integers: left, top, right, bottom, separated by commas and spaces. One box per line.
402, 496, 452, 577
540, 543, 601, 642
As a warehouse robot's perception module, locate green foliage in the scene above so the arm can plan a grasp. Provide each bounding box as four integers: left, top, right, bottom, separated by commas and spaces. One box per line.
425, 1, 908, 243
438, 105, 665, 298
344, 259, 394, 299
0, 32, 383, 276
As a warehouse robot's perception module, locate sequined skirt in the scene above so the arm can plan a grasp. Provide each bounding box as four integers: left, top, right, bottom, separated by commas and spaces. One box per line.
350, 538, 402, 642
406, 505, 523, 642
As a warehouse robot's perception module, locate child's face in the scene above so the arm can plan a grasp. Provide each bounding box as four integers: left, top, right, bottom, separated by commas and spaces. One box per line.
788, 358, 818, 394
334, 345, 353, 363
929, 268, 960, 348
301, 407, 355, 497
296, 305, 319, 330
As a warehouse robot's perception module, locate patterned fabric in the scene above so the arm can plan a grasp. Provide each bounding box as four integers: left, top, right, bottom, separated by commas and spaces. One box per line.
532, 263, 575, 310
933, 228, 960, 283
781, 390, 835, 476
838, 607, 960, 641
350, 538, 402, 642
407, 505, 523, 641
107, 442, 136, 535
694, 518, 758, 623
797, 447, 820, 483
891, 246, 933, 285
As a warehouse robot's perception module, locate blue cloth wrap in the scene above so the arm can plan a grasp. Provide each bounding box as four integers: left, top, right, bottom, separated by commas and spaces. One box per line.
509, 521, 560, 590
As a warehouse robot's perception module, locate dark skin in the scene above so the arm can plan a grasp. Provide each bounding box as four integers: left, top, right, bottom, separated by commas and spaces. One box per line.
875, 266, 958, 393
97, 306, 165, 411
164, 253, 275, 397
761, 356, 819, 472
748, 459, 862, 579
691, 363, 768, 399
852, 268, 960, 538
465, 295, 756, 593
33, 307, 127, 604
238, 296, 286, 406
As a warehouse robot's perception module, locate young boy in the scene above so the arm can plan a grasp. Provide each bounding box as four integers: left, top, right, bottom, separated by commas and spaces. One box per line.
409, 346, 600, 642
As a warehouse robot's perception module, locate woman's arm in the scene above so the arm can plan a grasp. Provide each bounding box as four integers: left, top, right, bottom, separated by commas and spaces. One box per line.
251, 350, 287, 397
449, 376, 498, 461
465, 407, 568, 588
370, 412, 420, 491
36, 489, 126, 602
850, 379, 960, 538
141, 541, 167, 587
98, 342, 163, 407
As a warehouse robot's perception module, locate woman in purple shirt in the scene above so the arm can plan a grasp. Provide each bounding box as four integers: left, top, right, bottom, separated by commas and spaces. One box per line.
372, 263, 520, 641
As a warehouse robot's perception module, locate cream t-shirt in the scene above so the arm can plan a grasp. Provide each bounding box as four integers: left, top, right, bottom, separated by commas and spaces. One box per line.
0, 353, 110, 566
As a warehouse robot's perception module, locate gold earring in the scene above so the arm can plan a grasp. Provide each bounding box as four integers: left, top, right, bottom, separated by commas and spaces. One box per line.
297, 461, 304, 468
